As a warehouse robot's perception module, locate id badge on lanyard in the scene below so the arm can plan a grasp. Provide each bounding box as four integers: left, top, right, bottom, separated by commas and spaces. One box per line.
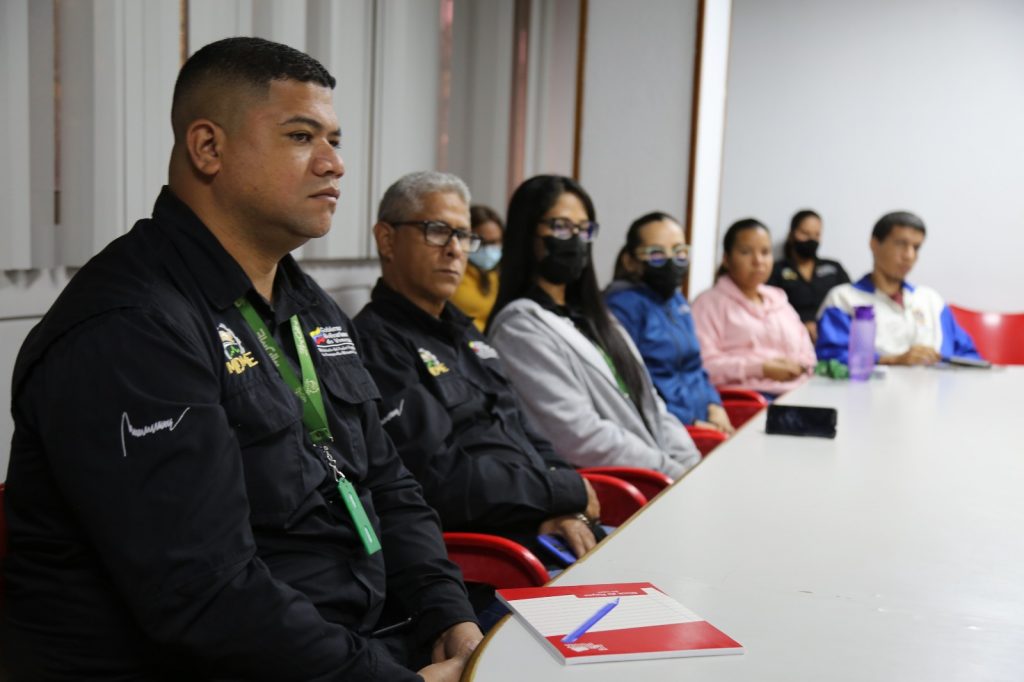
235, 297, 381, 555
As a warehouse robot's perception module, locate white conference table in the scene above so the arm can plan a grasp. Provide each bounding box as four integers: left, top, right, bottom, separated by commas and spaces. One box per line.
465, 366, 1024, 681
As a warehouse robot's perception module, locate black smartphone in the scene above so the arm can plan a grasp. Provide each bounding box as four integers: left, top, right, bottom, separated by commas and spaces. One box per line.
765, 404, 837, 439
943, 356, 992, 369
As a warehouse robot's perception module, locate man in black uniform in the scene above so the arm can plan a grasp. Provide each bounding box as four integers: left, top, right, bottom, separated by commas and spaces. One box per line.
4, 38, 480, 681
354, 172, 601, 564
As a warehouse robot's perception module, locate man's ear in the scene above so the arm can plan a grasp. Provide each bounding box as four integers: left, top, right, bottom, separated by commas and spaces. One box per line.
373, 222, 394, 261
185, 119, 225, 177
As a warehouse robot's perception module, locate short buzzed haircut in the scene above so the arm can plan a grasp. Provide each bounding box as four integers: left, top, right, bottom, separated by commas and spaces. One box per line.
872, 211, 926, 242
171, 37, 335, 141
377, 171, 471, 224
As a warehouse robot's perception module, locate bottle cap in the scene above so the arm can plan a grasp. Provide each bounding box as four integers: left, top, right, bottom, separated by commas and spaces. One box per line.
853, 305, 875, 320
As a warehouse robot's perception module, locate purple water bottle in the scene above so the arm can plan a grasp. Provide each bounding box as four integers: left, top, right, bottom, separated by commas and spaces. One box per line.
848, 305, 876, 381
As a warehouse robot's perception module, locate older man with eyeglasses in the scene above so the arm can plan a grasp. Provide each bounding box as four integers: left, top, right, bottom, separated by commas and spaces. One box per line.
354, 172, 602, 591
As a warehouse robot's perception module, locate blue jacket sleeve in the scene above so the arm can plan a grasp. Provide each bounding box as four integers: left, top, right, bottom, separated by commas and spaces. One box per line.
662, 393, 697, 427
702, 374, 723, 408
608, 290, 717, 425
816, 305, 852, 363
939, 306, 982, 360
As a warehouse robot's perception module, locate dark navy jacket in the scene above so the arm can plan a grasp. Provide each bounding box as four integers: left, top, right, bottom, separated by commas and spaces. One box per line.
4, 189, 474, 681
605, 282, 721, 425
768, 257, 850, 322
354, 282, 588, 547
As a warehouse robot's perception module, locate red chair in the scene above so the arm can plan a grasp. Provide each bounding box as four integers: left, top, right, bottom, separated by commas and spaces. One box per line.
578, 466, 673, 500
948, 305, 1024, 365
716, 387, 766, 403
685, 426, 728, 457
715, 388, 769, 428
580, 472, 648, 526
443, 532, 550, 589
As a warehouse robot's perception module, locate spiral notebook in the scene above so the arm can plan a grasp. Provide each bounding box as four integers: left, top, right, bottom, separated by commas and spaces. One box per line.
496, 582, 744, 664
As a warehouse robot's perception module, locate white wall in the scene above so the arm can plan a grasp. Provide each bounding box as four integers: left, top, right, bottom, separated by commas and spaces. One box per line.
447, 0, 581, 213
522, 0, 580, 182
720, 0, 1024, 311
579, 0, 698, 286
447, 0, 514, 210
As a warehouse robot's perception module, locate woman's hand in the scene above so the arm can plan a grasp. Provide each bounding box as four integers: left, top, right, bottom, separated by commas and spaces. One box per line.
702, 403, 735, 435
762, 357, 805, 381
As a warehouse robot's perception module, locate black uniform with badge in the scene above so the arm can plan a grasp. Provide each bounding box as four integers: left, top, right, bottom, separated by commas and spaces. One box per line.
768, 257, 851, 322
4, 189, 475, 681
353, 282, 589, 549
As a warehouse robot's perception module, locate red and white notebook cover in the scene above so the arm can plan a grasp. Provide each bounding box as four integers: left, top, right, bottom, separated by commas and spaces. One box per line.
496, 582, 743, 664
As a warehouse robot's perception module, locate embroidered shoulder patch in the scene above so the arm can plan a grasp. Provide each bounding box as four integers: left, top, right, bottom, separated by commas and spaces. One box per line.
418, 347, 450, 376
309, 326, 358, 357
468, 340, 499, 360
218, 323, 259, 375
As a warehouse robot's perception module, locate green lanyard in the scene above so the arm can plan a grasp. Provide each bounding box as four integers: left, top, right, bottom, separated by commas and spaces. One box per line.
594, 343, 630, 398
234, 297, 381, 556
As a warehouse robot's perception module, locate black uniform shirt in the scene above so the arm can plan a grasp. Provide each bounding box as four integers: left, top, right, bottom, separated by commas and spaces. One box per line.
353, 281, 588, 545
768, 257, 851, 322
4, 188, 474, 681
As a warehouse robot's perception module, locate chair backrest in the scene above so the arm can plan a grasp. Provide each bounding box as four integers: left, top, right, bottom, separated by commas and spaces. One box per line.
577, 466, 673, 499
685, 426, 728, 457
443, 532, 550, 589
948, 305, 1024, 365
714, 387, 768, 428
580, 473, 648, 526
715, 387, 768, 404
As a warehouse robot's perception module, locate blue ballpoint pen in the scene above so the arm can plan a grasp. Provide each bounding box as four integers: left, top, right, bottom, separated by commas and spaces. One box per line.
561, 598, 620, 643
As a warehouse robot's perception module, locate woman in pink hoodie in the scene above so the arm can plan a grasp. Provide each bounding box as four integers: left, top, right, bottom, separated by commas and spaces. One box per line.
692, 218, 816, 397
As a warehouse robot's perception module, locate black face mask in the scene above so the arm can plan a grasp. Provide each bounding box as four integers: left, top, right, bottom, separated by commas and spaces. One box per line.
538, 236, 589, 284
642, 260, 689, 300
793, 239, 819, 260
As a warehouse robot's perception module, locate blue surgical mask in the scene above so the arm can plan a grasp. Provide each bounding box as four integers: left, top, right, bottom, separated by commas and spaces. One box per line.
469, 244, 502, 272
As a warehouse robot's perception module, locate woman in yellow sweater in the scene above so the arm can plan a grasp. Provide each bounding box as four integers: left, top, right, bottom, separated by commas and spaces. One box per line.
451, 204, 504, 331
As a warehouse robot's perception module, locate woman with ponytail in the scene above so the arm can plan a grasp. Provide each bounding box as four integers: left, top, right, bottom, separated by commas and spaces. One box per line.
605, 212, 734, 434
692, 218, 816, 398
487, 176, 700, 479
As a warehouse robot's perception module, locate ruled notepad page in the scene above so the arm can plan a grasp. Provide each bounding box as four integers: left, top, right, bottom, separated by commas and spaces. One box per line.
509, 588, 700, 637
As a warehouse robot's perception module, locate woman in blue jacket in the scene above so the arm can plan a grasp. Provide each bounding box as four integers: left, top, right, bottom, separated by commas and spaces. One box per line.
605, 212, 734, 434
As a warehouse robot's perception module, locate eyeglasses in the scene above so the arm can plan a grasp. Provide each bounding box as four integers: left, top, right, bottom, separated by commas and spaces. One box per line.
390, 220, 482, 253
636, 245, 689, 268
538, 217, 599, 242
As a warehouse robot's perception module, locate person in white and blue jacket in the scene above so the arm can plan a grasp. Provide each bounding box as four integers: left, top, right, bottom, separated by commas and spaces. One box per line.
816, 211, 981, 365
605, 212, 734, 434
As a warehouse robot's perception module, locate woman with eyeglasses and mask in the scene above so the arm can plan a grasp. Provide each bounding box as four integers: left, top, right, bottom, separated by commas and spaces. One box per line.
451, 204, 505, 332
486, 176, 701, 479
767, 210, 850, 344
692, 218, 816, 398
605, 212, 734, 435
